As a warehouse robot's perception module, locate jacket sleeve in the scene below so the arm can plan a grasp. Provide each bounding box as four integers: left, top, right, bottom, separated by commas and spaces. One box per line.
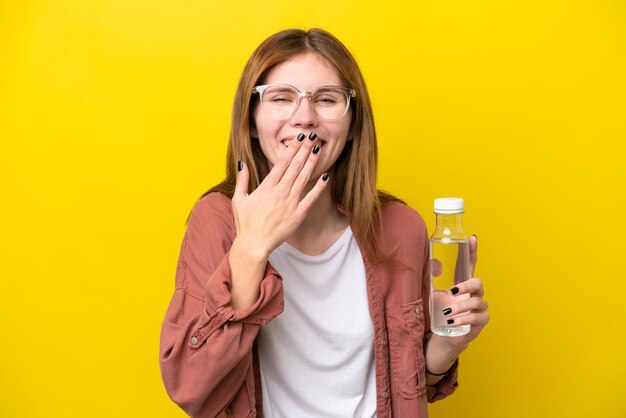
421, 233, 459, 403
159, 194, 284, 417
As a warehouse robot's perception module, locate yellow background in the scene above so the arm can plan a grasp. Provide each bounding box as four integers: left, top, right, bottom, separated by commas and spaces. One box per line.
1, 1, 625, 417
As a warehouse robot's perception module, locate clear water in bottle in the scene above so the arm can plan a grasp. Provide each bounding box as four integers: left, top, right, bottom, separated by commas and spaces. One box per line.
430, 238, 471, 336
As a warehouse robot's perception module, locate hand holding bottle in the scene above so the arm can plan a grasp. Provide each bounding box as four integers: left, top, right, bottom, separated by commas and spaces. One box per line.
425, 235, 490, 377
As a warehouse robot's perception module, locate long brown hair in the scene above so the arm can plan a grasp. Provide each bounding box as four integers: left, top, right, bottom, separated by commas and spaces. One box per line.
203, 28, 401, 261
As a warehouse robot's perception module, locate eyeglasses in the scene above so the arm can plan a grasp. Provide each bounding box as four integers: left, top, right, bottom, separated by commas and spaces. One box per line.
253, 83, 356, 121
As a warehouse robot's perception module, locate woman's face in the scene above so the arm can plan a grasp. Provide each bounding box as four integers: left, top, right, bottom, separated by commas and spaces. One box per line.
251, 52, 352, 179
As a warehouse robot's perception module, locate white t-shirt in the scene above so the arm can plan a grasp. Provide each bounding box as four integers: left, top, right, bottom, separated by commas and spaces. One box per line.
258, 227, 376, 418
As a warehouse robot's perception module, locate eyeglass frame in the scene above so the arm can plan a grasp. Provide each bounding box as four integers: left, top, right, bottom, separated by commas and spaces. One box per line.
252, 83, 357, 121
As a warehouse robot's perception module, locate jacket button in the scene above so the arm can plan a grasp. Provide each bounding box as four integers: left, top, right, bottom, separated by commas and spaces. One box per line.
380, 340, 387, 347
381, 391, 390, 399
415, 306, 420, 316
191, 337, 198, 345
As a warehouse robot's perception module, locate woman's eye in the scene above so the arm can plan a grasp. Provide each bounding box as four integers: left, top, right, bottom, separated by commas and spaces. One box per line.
316, 96, 339, 105
269, 95, 294, 103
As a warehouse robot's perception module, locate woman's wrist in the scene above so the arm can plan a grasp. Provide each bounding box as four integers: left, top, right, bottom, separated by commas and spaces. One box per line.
424, 335, 465, 375
231, 235, 271, 262
426, 358, 458, 376
228, 237, 270, 310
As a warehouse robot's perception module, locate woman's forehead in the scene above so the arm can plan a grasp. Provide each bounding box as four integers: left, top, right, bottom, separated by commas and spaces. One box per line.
263, 52, 342, 89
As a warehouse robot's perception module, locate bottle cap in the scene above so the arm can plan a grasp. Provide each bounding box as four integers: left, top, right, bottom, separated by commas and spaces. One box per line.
434, 198, 464, 214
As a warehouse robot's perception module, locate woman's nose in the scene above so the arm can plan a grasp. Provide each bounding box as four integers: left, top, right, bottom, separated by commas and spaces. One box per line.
289, 96, 318, 127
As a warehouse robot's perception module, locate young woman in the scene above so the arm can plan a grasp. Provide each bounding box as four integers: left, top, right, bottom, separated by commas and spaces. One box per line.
160, 28, 489, 418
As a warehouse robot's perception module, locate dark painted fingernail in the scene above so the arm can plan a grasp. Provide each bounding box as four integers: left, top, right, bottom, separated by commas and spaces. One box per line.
237, 161, 243, 171
451, 287, 459, 295
312, 145, 320, 154
322, 172, 329, 181
443, 308, 452, 316
447, 319, 455, 325
309, 132, 317, 140
297, 133, 305, 141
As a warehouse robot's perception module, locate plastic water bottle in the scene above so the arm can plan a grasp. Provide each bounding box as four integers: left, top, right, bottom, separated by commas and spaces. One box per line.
429, 198, 471, 337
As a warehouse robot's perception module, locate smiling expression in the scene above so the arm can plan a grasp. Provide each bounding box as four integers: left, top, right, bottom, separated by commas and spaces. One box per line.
251, 52, 353, 179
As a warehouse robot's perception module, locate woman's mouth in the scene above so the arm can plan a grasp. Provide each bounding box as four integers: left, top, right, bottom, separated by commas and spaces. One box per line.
281, 138, 326, 148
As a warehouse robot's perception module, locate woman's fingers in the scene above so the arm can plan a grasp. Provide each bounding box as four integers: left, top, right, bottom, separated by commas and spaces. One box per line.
262, 133, 308, 187
254, 131, 322, 199
450, 277, 484, 298
278, 132, 319, 191
444, 310, 490, 328
443, 276, 489, 327
233, 160, 249, 199
289, 153, 324, 198
442, 295, 488, 317
232, 160, 250, 234
442, 274, 490, 343
297, 172, 331, 215
469, 234, 478, 277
